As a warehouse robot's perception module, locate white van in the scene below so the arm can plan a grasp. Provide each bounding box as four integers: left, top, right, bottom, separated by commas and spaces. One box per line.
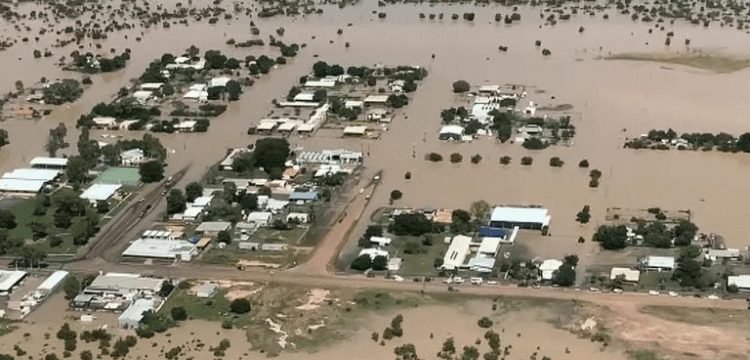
470, 277, 483, 285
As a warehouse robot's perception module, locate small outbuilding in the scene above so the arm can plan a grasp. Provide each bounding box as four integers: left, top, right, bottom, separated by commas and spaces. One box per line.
196, 283, 219, 298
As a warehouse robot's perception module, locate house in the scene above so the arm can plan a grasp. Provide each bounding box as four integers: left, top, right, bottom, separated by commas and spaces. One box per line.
180, 207, 203, 222
36, 271, 68, 296
289, 191, 318, 203
132, 90, 153, 105
304, 77, 337, 88
518, 125, 543, 136
704, 248, 741, 263
476, 237, 501, 257
286, 212, 309, 223
369, 236, 392, 247
183, 90, 208, 101
439, 125, 465, 141
261, 243, 288, 251
118, 299, 155, 329
196, 283, 219, 298
478, 226, 519, 245
295, 149, 363, 165
343, 126, 367, 136
539, 259, 563, 281
80, 184, 121, 203
610, 267, 640, 283
642, 256, 675, 272
0, 168, 62, 194
92, 117, 117, 129
727, 275, 750, 291
239, 242, 261, 250
121, 148, 145, 166
208, 76, 231, 88
468, 256, 495, 273
432, 209, 453, 225
358, 247, 389, 260
176, 120, 197, 132
190, 196, 214, 209
195, 221, 231, 236
139, 83, 164, 91
364, 95, 389, 104
14, 108, 34, 119
294, 93, 316, 102
219, 148, 251, 171
345, 100, 363, 110
29, 157, 68, 170
246, 212, 273, 227
489, 206, 551, 230
367, 108, 388, 121
478, 85, 501, 95
440, 235, 472, 270
282, 168, 299, 180
122, 239, 198, 261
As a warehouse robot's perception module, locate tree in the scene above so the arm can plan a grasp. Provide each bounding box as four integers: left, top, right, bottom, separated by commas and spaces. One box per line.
65, 157, 89, 184
403, 242, 422, 254
53, 210, 72, 229
29, 221, 48, 240
594, 225, 628, 250
185, 182, 203, 202
80, 350, 93, 360
350, 254, 372, 270
549, 157, 564, 167
15, 80, 24, 92
222, 182, 237, 203
520, 156, 533, 166
579, 159, 589, 168
96, 200, 109, 214
217, 230, 231, 244
470, 201, 491, 222
477, 317, 493, 328
394, 343, 418, 360
644, 232, 671, 248
470, 154, 482, 164
389, 213, 433, 236
162, 83, 175, 96
450, 153, 463, 163
63, 275, 81, 300
452, 80, 470, 93
230, 298, 251, 314
563, 254, 579, 267
552, 263, 576, 286
372, 255, 388, 270
0, 210, 16, 229
312, 61, 329, 78
461, 346, 480, 360
439, 338, 457, 359
226, 80, 241, 101
170, 307, 187, 321
139, 161, 164, 183
736, 133, 750, 152
673, 220, 698, 246
253, 138, 290, 175
390, 190, 403, 201
679, 245, 701, 259
166, 189, 186, 215
499, 156, 511, 165
522, 137, 547, 150
672, 256, 703, 288
576, 205, 591, 224
0, 129, 8, 149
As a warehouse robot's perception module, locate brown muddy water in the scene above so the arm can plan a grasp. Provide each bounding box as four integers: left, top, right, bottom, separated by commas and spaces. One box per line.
1, 3, 750, 276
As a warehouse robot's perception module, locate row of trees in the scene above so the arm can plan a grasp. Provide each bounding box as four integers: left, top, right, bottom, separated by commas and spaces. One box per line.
594, 219, 698, 250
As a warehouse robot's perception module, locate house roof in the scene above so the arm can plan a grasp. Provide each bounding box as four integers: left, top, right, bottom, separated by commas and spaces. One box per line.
289, 191, 318, 201
646, 256, 675, 269
468, 256, 495, 272
364, 95, 389, 103
610, 267, 640, 282
80, 184, 121, 202
0, 270, 27, 292
477, 237, 501, 255
369, 236, 392, 245
37, 271, 68, 292
87, 274, 163, 293
0, 178, 47, 192
195, 221, 231, 232
247, 212, 273, 221
358, 248, 389, 260
490, 206, 550, 226
2, 168, 61, 181
121, 148, 144, 159
29, 157, 68, 167
478, 227, 507, 238
118, 298, 155, 324
343, 126, 367, 135
728, 275, 750, 289
440, 125, 465, 135
442, 235, 472, 270
122, 239, 197, 259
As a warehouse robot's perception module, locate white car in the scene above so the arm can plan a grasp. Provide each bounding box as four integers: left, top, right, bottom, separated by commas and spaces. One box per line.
486, 280, 498, 286
443, 278, 453, 284
589, 287, 599, 292
708, 294, 719, 300
613, 288, 623, 294
452, 277, 464, 284
649, 290, 660, 296
393, 275, 404, 282
668, 291, 679, 297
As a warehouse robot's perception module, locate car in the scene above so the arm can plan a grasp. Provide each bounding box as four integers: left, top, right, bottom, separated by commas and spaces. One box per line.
649, 290, 659, 296
470, 277, 483, 285
452, 277, 464, 284
668, 291, 679, 297
413, 278, 421, 282
708, 294, 719, 300
393, 275, 404, 282
613, 288, 623, 294
590, 287, 599, 292
443, 278, 453, 284
486, 280, 498, 286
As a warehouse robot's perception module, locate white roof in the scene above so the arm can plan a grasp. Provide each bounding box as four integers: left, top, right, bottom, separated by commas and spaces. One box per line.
183, 90, 208, 99
277, 122, 297, 132
297, 124, 315, 132
183, 207, 203, 218
122, 239, 197, 259
0, 178, 47, 192
3, 168, 61, 181
610, 267, 640, 282
479, 85, 501, 92
364, 95, 389, 103
37, 271, 69, 292
121, 148, 144, 159
358, 248, 389, 260
442, 235, 472, 270
646, 256, 675, 269
29, 157, 68, 167
540, 259, 563, 280
118, 298, 155, 324
707, 249, 740, 258
728, 275, 750, 289
177, 120, 197, 129
304, 78, 336, 87
440, 125, 465, 135
80, 184, 121, 202
197, 283, 218, 297
191, 196, 213, 207
490, 207, 551, 226
189, 83, 206, 91
93, 117, 116, 126
369, 236, 392, 245
477, 237, 501, 255
468, 256, 495, 273
195, 221, 231, 232
343, 126, 367, 135
345, 100, 363, 108
133, 90, 152, 100
247, 212, 273, 222
257, 122, 277, 131
139, 83, 164, 90
294, 93, 316, 102
208, 77, 231, 88
0, 270, 27, 292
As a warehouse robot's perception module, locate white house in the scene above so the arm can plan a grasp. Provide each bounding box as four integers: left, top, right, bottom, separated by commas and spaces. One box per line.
92, 117, 116, 129
489, 206, 551, 230
610, 267, 640, 283
439, 125, 465, 141
121, 148, 145, 166
642, 256, 675, 272
246, 212, 272, 227
440, 235, 472, 270
728, 275, 750, 291
539, 259, 563, 280
286, 212, 309, 223
358, 248, 389, 261
369, 236, 392, 247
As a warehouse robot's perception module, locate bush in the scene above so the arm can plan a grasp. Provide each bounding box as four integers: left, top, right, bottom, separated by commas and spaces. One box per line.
404, 171, 411, 179
470, 154, 482, 164
499, 156, 511, 165
452, 80, 470, 93
579, 159, 589, 168
522, 137, 547, 150
372, 255, 388, 270
477, 317, 493, 328
450, 153, 463, 163
390, 190, 403, 201
170, 307, 187, 321
521, 156, 533, 166
426, 152, 443, 162
403, 242, 423, 254
221, 320, 233, 329
230, 298, 251, 314
351, 254, 372, 271
549, 157, 564, 167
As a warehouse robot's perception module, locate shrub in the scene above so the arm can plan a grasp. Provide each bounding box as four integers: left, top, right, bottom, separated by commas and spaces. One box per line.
521, 156, 533, 166
452, 80, 470, 93
404, 171, 411, 179
450, 153, 463, 163
221, 320, 233, 329
522, 137, 547, 150
426, 152, 443, 162
579, 159, 589, 168
170, 307, 187, 321
351, 254, 372, 271
470, 154, 482, 164
230, 298, 251, 314
499, 156, 511, 165
390, 190, 403, 201
477, 317, 493, 328
589, 178, 599, 188
549, 157, 564, 167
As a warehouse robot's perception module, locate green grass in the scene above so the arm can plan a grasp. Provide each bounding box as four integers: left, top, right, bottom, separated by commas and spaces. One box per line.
2, 195, 80, 254
253, 227, 306, 244
391, 234, 450, 276
0, 319, 18, 337
93, 167, 141, 186
159, 287, 232, 322
637, 272, 680, 292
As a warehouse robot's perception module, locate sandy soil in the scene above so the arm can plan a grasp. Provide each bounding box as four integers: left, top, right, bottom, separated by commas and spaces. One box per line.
296, 289, 332, 310
605, 51, 750, 73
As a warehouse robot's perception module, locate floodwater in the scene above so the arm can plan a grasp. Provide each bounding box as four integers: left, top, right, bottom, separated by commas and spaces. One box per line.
2, 2, 750, 267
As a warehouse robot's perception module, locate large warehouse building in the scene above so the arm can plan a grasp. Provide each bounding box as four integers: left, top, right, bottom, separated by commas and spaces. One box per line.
489, 206, 551, 230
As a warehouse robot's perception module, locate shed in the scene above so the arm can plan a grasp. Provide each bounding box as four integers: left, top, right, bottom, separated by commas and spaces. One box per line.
286, 212, 309, 223
29, 157, 68, 170
80, 184, 121, 203
118, 299, 155, 329
439, 125, 465, 141
643, 256, 675, 272
489, 206, 551, 230
261, 243, 288, 251
246, 212, 272, 227
0, 271, 27, 292
358, 248, 389, 260
728, 275, 750, 291
364, 95, 389, 104
195, 221, 231, 235
343, 126, 367, 136
369, 236, 392, 247
289, 191, 318, 203
196, 283, 219, 298
92, 117, 116, 129
37, 271, 69, 296
239, 242, 261, 250
539, 259, 563, 280
121, 148, 145, 166
610, 267, 640, 283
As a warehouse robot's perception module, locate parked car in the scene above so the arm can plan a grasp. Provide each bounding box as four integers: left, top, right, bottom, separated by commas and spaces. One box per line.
486, 280, 498, 286
668, 291, 679, 297
452, 277, 464, 284
649, 290, 660, 296
613, 288, 623, 294
393, 275, 404, 282
470, 277, 483, 285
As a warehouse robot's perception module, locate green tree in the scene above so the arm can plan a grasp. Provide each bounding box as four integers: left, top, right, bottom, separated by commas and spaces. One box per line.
594, 225, 628, 250
673, 220, 698, 246
222, 182, 237, 204
65, 157, 89, 184
238, 192, 258, 212
389, 213, 434, 236
576, 205, 591, 224
253, 138, 290, 175
394, 343, 418, 360
230, 298, 251, 314
96, 200, 109, 214
350, 254, 372, 270
552, 263, 577, 286
63, 276, 81, 300
185, 182, 203, 202
139, 160, 164, 183
53, 210, 72, 229
522, 137, 547, 150
672, 256, 703, 288
390, 190, 403, 201
312, 61, 329, 78
372, 255, 388, 271
170, 307, 187, 321
14, 245, 47, 268
226, 80, 241, 101
0, 210, 16, 229
477, 317, 493, 328
80, 350, 93, 360
499, 156, 511, 165
166, 189, 186, 215
470, 201, 491, 222
461, 346, 480, 360
217, 230, 231, 244
452, 80, 470, 93
450, 153, 463, 163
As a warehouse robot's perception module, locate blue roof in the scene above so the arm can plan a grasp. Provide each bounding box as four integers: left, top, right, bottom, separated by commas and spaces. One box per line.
289, 192, 318, 200
478, 226, 507, 238
188, 235, 201, 244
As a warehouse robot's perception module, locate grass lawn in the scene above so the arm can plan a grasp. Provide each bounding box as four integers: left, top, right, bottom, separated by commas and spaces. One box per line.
159, 287, 231, 322
637, 271, 681, 292
391, 234, 450, 276
2, 196, 79, 254
253, 227, 307, 244
0, 319, 18, 337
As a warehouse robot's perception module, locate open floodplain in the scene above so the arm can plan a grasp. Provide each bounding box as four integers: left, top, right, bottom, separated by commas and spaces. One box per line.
3, 0, 750, 359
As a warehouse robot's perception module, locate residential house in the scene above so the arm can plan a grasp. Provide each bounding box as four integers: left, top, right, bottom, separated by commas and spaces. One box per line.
289, 191, 318, 203
121, 148, 145, 166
